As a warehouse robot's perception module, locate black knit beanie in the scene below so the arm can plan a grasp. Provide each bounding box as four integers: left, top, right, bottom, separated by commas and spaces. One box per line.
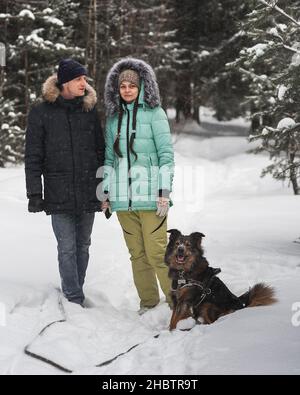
57, 59, 87, 84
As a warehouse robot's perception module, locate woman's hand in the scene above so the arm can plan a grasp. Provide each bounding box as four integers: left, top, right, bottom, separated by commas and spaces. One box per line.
101, 200, 110, 211
101, 193, 110, 212
156, 197, 169, 217
101, 195, 112, 219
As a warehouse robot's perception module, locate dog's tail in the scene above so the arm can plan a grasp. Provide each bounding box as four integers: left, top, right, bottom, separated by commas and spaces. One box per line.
239, 282, 277, 308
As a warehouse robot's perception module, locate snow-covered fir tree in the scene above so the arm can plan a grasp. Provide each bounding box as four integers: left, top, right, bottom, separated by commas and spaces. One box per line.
172, 0, 251, 123
81, 0, 180, 114
0, 0, 84, 167
197, 0, 252, 122
231, 0, 300, 194
0, 95, 24, 167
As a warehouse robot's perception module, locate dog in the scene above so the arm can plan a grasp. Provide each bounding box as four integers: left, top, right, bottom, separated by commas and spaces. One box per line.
165, 229, 277, 330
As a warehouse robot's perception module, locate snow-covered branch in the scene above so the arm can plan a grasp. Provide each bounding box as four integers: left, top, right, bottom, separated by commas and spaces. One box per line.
238, 67, 276, 87
282, 44, 300, 55
258, 0, 300, 28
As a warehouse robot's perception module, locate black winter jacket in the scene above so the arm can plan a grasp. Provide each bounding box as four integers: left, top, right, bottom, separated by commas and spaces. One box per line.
25, 75, 105, 215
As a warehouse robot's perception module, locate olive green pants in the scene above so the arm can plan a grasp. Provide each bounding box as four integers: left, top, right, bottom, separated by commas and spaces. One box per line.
117, 210, 171, 308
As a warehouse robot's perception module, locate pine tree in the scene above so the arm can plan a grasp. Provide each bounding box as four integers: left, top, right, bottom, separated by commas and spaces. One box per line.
0, 95, 24, 167
172, 0, 251, 123
232, 0, 300, 194
201, 1, 252, 121
0, 0, 84, 167
82, 0, 180, 117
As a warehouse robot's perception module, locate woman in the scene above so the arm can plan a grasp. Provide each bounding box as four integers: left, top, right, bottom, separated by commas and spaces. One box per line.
102, 58, 175, 314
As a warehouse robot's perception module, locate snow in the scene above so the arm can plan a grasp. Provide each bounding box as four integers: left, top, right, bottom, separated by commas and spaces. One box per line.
277, 24, 287, 32
43, 16, 64, 27
199, 107, 251, 127
0, 13, 11, 19
268, 27, 280, 37
167, 106, 251, 128
199, 50, 210, 58
55, 43, 67, 51
42, 8, 53, 15
278, 85, 288, 101
268, 97, 276, 104
277, 117, 295, 130
291, 51, 300, 67
26, 32, 44, 45
18, 10, 35, 20
246, 43, 268, 57
262, 128, 271, 136
0, 127, 300, 375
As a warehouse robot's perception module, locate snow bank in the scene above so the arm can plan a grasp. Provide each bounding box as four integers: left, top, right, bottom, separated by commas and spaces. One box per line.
0, 133, 299, 375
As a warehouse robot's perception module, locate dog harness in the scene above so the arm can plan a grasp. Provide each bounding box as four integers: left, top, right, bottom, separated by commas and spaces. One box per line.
171, 267, 222, 309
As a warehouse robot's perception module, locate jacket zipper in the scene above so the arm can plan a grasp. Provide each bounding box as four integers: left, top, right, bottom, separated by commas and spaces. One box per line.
126, 107, 132, 211
67, 112, 78, 211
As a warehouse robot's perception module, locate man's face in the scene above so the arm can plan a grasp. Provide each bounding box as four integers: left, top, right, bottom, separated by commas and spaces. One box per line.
62, 75, 87, 97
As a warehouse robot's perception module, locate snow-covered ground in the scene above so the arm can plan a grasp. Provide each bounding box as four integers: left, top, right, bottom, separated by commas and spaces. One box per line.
0, 129, 300, 375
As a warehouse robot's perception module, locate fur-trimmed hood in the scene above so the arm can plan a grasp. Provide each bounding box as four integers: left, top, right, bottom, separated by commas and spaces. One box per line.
104, 58, 161, 116
42, 75, 97, 112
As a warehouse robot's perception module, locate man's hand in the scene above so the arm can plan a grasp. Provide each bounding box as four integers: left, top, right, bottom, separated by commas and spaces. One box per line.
28, 195, 44, 213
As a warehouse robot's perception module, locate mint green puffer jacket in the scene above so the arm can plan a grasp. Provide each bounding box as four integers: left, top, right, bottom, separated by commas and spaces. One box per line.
103, 81, 174, 212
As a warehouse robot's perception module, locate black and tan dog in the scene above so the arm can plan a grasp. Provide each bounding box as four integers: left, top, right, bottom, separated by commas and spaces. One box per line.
165, 229, 277, 330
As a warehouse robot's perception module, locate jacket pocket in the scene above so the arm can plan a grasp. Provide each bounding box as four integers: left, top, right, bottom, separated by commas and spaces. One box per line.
44, 175, 70, 204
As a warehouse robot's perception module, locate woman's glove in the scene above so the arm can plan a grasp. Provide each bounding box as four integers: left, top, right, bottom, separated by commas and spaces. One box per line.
156, 197, 169, 217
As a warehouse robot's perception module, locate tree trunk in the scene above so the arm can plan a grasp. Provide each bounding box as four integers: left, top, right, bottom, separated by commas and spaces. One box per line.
175, 97, 183, 123
85, 0, 92, 66
24, 49, 29, 127
0, 68, 4, 97
289, 153, 299, 195
0, 0, 8, 97
183, 75, 192, 119
92, 0, 97, 81
193, 105, 200, 124
175, 73, 192, 122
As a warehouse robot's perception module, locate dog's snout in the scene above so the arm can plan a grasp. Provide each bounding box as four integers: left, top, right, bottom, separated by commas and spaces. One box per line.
177, 245, 185, 256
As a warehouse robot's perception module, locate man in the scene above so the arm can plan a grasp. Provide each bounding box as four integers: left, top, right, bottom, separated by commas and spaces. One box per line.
25, 59, 105, 306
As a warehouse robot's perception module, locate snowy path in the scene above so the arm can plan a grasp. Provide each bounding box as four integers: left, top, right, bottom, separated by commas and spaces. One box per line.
0, 134, 300, 374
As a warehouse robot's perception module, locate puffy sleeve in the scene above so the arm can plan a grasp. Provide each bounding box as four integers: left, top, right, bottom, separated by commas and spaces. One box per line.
25, 106, 45, 199
151, 107, 174, 196
102, 117, 115, 194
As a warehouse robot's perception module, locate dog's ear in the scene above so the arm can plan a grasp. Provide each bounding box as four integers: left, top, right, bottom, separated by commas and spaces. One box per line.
190, 232, 205, 249
167, 229, 181, 241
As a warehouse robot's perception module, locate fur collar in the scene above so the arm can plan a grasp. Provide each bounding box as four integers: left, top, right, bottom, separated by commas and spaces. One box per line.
42, 75, 97, 112
104, 57, 161, 116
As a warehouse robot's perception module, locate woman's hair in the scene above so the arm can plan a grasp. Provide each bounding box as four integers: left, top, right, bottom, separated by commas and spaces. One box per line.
113, 95, 139, 161
113, 102, 124, 158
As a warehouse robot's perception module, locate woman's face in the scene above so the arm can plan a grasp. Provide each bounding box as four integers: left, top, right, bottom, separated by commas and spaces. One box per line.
119, 81, 139, 103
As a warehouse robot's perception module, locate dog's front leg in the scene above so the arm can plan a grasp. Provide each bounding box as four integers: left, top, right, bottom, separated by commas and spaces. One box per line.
169, 302, 192, 330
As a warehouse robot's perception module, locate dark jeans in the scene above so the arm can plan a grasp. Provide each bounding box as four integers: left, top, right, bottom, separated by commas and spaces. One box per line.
51, 212, 95, 304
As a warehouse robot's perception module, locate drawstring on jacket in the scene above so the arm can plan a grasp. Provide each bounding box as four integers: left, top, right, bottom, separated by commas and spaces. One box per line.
113, 95, 139, 161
